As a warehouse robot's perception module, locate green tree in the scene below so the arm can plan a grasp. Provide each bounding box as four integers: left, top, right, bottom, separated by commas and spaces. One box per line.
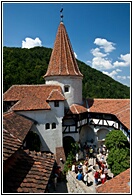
105, 130, 130, 176
3, 46, 130, 98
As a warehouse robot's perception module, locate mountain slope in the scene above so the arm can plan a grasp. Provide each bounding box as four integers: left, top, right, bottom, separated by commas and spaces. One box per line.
3, 46, 130, 98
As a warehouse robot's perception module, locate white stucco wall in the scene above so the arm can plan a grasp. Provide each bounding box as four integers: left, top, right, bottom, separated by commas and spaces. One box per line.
16, 101, 64, 154
45, 76, 82, 107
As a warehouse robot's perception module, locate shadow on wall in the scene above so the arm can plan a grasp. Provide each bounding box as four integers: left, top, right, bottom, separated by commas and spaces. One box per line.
63, 136, 75, 157
31, 124, 51, 153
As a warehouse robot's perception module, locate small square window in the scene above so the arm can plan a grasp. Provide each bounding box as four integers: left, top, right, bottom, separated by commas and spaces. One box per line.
64, 86, 69, 92
54, 101, 59, 107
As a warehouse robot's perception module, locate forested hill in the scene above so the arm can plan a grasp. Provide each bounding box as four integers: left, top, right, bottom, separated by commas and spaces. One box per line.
3, 46, 130, 98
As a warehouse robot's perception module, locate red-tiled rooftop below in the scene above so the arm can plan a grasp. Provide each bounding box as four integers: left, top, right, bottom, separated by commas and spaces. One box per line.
44, 22, 83, 78
3, 150, 55, 193
3, 84, 64, 111
3, 129, 22, 162
96, 168, 130, 193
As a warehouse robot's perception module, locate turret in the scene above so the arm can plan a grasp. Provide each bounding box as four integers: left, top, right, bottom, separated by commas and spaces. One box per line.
44, 22, 83, 108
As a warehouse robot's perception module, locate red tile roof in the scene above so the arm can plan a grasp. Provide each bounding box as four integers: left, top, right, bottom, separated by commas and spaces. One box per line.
3, 149, 55, 193
69, 104, 88, 114
96, 168, 130, 193
87, 99, 130, 129
44, 22, 83, 78
3, 111, 34, 141
3, 129, 22, 162
3, 85, 65, 111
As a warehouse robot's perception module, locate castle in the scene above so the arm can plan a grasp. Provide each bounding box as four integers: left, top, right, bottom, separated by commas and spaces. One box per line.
3, 20, 130, 157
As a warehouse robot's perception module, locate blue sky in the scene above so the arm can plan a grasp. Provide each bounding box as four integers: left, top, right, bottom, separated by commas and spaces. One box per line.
3, 2, 130, 87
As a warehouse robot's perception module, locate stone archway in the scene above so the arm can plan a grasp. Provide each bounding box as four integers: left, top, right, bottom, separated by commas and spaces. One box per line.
79, 125, 95, 147
97, 128, 109, 148
63, 136, 75, 157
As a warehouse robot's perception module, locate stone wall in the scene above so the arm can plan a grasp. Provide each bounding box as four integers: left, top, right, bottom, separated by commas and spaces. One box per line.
66, 171, 94, 193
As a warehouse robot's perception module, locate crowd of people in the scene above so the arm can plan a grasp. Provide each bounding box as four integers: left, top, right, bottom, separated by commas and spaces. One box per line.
72, 160, 92, 186
71, 143, 110, 187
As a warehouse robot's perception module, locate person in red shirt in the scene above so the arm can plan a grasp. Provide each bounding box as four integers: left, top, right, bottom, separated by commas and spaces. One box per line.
94, 170, 99, 185
101, 170, 106, 184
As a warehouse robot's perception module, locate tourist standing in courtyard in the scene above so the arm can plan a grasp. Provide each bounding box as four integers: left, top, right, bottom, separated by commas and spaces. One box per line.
89, 146, 94, 158
94, 170, 99, 186
76, 171, 83, 181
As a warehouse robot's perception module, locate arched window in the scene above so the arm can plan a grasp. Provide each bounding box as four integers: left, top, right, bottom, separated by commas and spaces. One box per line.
52, 122, 56, 129
46, 123, 50, 130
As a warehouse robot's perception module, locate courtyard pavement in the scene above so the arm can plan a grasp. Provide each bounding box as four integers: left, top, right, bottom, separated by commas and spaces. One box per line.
48, 155, 113, 193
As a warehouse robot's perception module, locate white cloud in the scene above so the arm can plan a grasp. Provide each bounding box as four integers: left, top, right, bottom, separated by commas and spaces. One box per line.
22, 37, 42, 49
103, 70, 130, 86
90, 38, 130, 72
92, 56, 113, 70
86, 60, 92, 65
74, 52, 77, 58
90, 38, 116, 70
103, 70, 118, 78
116, 69, 122, 72
113, 53, 130, 67
119, 54, 130, 63
94, 38, 115, 53
89, 38, 130, 86
91, 48, 107, 57
117, 75, 126, 80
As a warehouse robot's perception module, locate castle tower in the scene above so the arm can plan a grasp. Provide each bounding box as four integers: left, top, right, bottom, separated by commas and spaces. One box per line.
44, 22, 83, 108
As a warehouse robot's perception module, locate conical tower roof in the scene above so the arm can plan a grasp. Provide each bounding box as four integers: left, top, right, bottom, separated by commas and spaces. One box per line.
44, 22, 83, 78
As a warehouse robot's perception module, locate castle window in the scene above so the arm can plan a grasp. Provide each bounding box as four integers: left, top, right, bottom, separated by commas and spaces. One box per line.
54, 101, 59, 107
52, 122, 56, 129
46, 123, 50, 130
64, 85, 70, 92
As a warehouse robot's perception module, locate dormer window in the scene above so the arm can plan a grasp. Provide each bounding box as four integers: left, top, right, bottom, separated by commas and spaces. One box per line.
54, 101, 59, 107
64, 85, 70, 92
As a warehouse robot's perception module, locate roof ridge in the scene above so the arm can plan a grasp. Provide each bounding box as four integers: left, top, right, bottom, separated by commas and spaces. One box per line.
3, 110, 14, 117
47, 89, 65, 100
73, 104, 79, 114
3, 128, 22, 143
63, 30, 69, 75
